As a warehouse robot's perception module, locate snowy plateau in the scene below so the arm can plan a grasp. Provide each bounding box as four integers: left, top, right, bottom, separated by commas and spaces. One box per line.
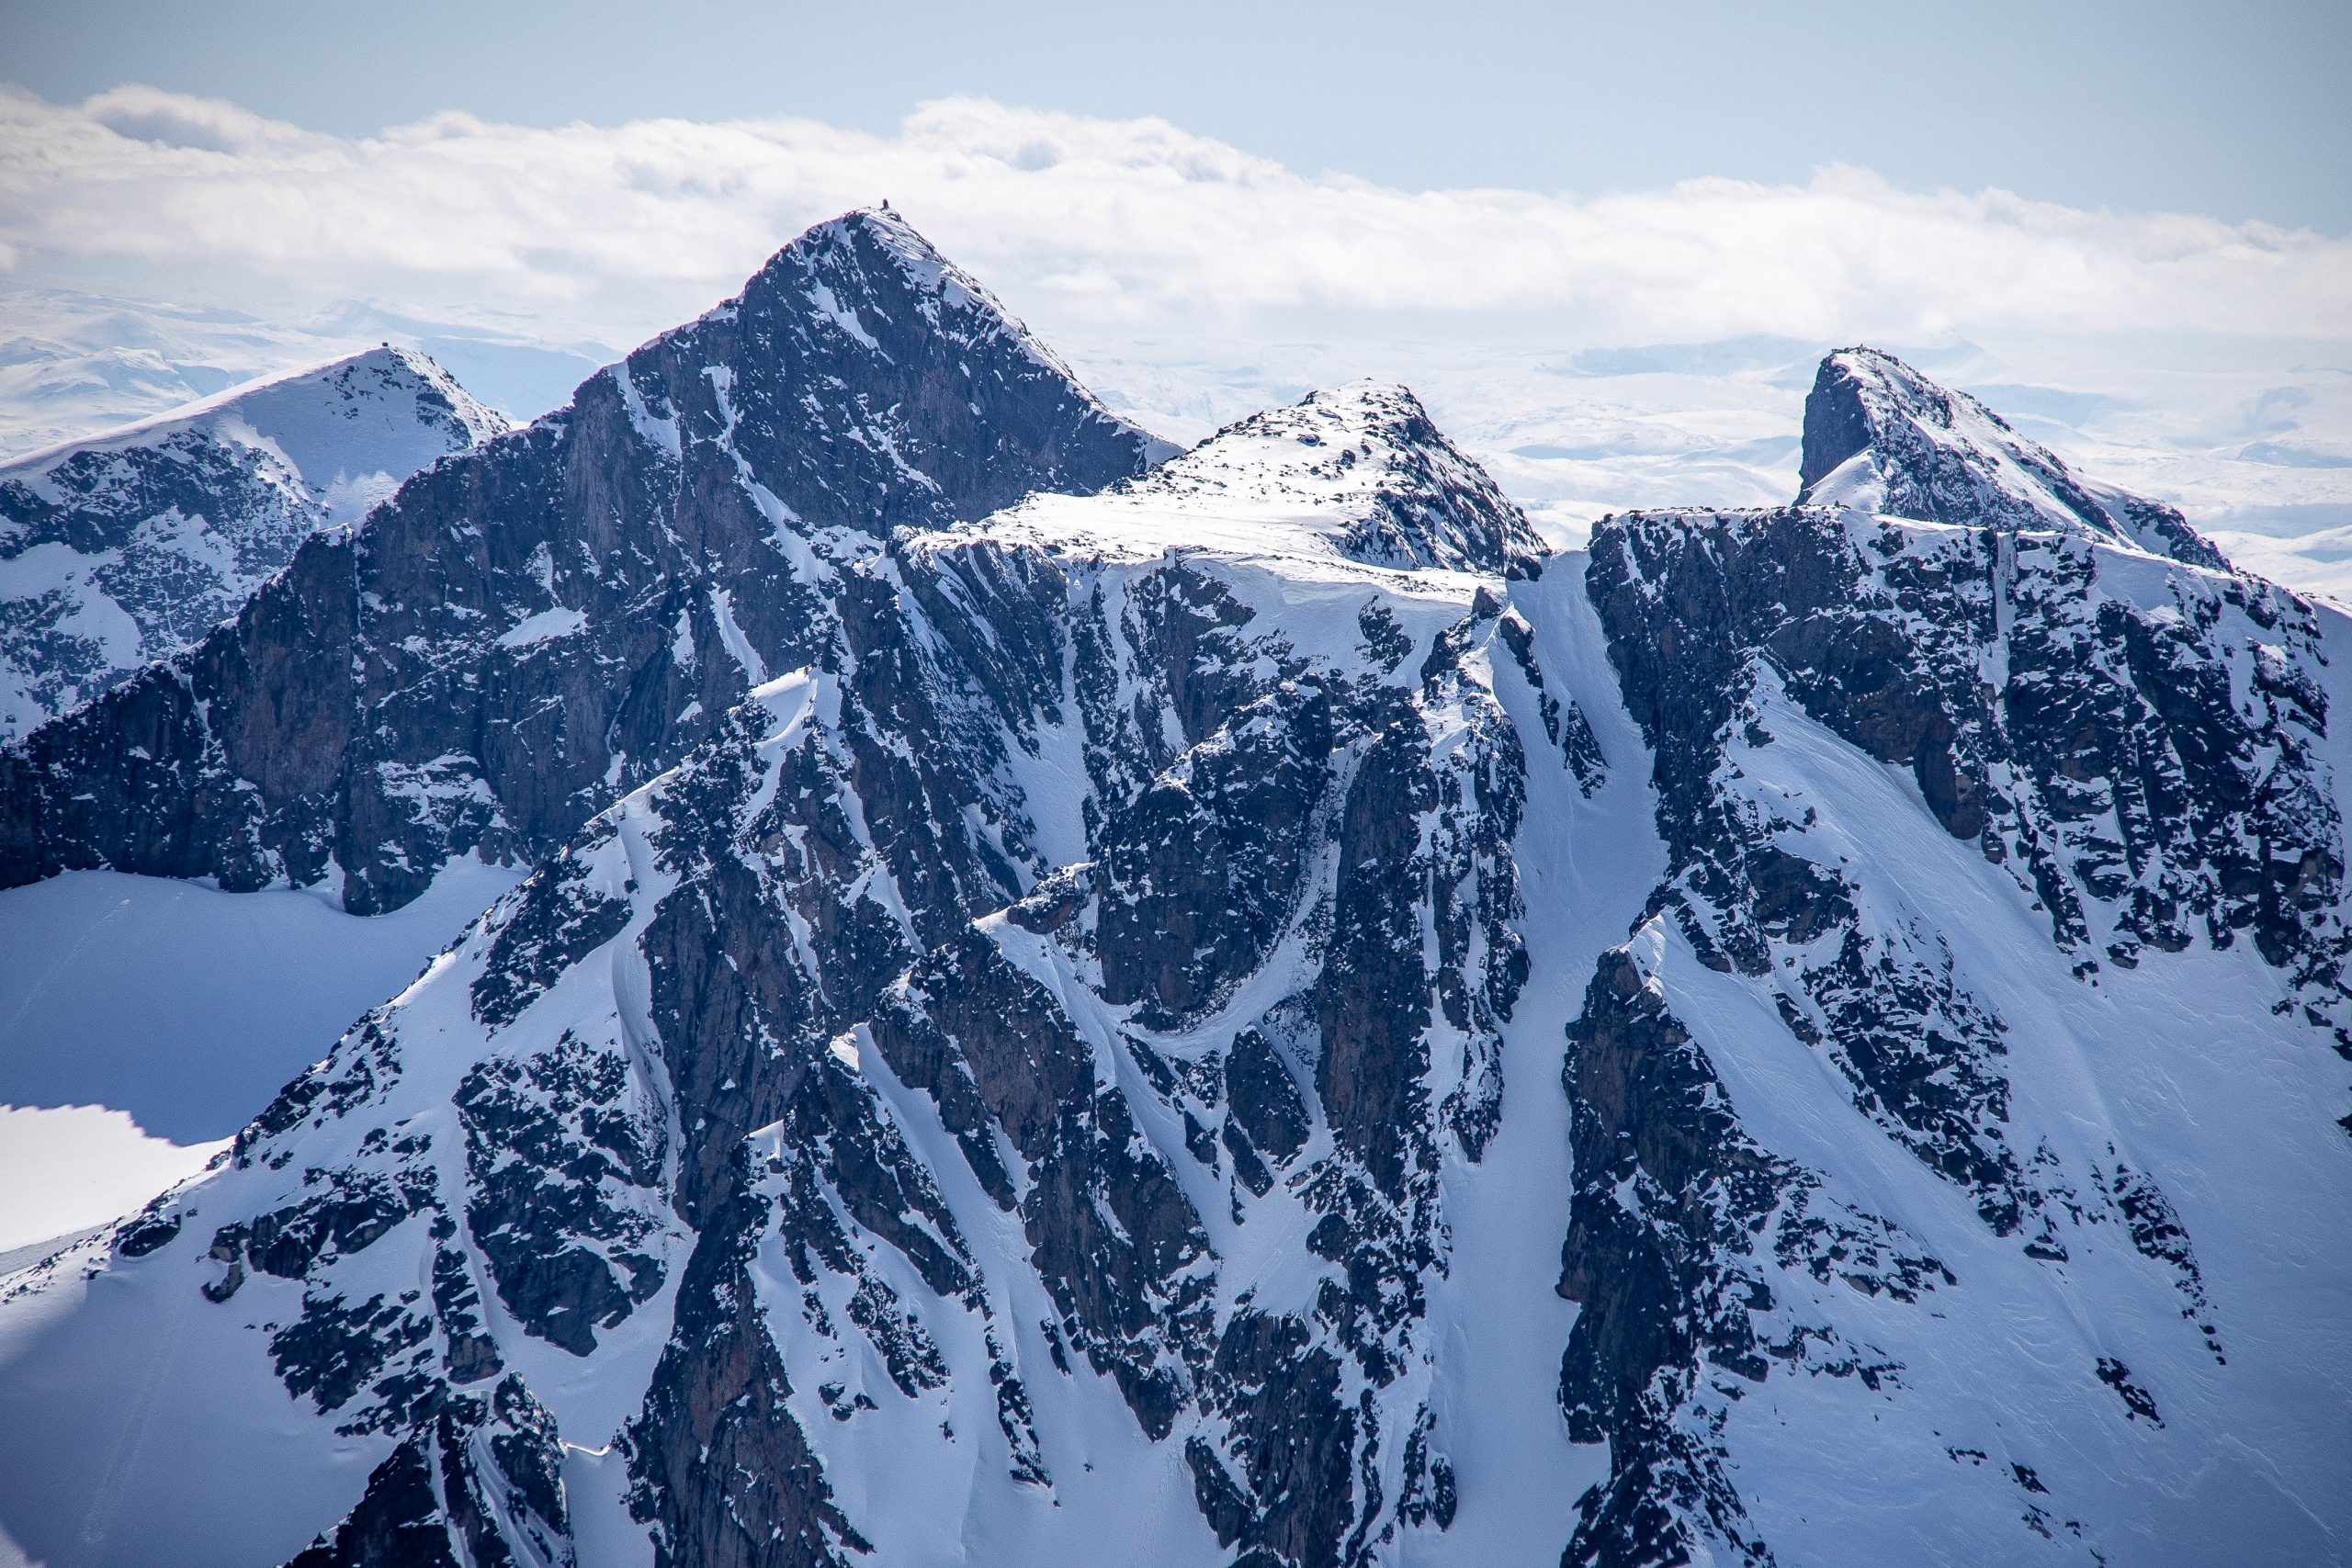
0, 210, 2346, 1568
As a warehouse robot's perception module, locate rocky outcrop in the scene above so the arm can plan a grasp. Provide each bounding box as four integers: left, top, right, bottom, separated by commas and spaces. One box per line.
0, 209, 1169, 912
282, 1380, 572, 1568
1136, 380, 1546, 574
1797, 345, 2229, 570
1555, 939, 1949, 1567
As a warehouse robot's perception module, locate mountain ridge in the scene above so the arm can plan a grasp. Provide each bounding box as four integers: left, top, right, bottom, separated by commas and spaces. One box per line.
0, 209, 1170, 913
0, 228, 2346, 1568
0, 344, 505, 739
1797, 344, 2230, 570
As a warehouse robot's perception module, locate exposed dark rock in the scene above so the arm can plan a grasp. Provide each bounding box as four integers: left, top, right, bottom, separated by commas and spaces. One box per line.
1796, 345, 2228, 570
269, 1290, 435, 1416
111, 1200, 181, 1258
31, 301, 2336, 1568
1141, 382, 1544, 574
875, 928, 1092, 1171
0, 210, 1164, 913
1497, 610, 1608, 795
623, 1198, 871, 1568
207, 1167, 425, 1286
1097, 680, 1334, 1023
1556, 946, 1943, 1567
457, 1032, 667, 1355
1584, 503, 2351, 1235
283, 1379, 573, 1568
1187, 1312, 1357, 1568
875, 927, 1215, 1437
2095, 1357, 2163, 1425
433, 1243, 503, 1385
282, 1436, 459, 1568
470, 849, 634, 1028
1227, 1028, 1311, 1166
1315, 689, 1438, 1198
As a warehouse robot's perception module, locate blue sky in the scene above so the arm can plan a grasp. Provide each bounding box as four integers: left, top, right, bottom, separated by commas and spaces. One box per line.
6, 0, 2347, 231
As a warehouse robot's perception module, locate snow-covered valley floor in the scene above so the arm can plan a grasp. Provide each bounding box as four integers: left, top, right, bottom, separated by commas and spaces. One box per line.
0, 863, 519, 1256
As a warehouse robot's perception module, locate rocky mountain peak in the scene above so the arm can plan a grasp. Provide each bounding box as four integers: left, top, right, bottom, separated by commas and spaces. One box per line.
595, 207, 1176, 540
0, 210, 1172, 912
1098, 378, 1544, 572
1795, 345, 1952, 494
1796, 344, 2227, 569
771, 206, 1082, 388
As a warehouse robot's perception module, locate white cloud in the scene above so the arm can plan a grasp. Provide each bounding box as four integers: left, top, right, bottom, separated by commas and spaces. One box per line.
78, 84, 317, 156
2, 86, 2346, 353
1, 84, 2346, 592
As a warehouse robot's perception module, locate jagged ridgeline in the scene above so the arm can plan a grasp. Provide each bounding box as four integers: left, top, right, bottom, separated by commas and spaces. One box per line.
0, 346, 509, 741
0, 209, 1171, 913
1, 220, 2347, 1568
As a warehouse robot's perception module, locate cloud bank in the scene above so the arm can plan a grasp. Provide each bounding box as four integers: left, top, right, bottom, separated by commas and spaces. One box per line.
5, 85, 2347, 356
2, 84, 2347, 592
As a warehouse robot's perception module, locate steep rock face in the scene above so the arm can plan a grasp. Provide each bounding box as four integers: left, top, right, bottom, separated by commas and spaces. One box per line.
1554, 938, 1947, 1566
0, 387, 1560, 1568
0, 346, 505, 739
5, 302, 2351, 1568
1589, 504, 2348, 1032
1796, 346, 2229, 570
601, 412, 1543, 1565
1563, 501, 2352, 1563
0, 209, 1170, 913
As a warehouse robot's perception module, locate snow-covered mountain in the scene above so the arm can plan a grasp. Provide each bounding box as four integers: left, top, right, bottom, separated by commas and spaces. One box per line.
0, 347, 507, 739
1797, 345, 2230, 570
0, 209, 1172, 913
1, 220, 2346, 1568
0, 288, 349, 460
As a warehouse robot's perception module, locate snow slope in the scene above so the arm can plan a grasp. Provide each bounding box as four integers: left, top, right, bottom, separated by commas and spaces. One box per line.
0, 225, 2345, 1568
0, 1106, 226, 1258
0, 861, 522, 1258
0, 346, 506, 738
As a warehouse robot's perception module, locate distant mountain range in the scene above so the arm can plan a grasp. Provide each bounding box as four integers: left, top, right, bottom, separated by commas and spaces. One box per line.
0, 347, 506, 739
0, 212, 2343, 1568
0, 288, 611, 462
